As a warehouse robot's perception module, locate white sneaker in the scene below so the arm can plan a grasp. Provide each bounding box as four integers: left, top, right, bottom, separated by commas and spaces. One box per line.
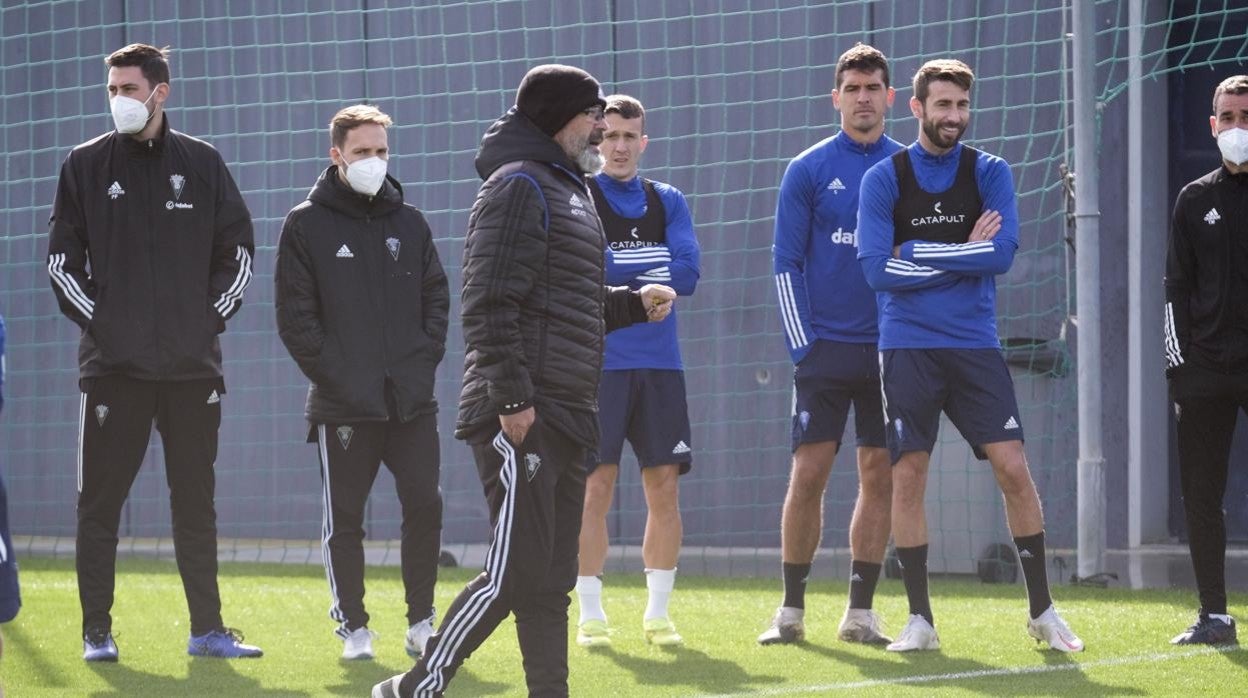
1027, 605, 1084, 652
838, 608, 892, 644
405, 615, 435, 659
757, 606, 805, 645
341, 626, 376, 660
886, 614, 940, 652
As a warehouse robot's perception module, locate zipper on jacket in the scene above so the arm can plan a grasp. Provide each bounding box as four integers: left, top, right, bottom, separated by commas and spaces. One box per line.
145, 153, 164, 379
370, 213, 394, 414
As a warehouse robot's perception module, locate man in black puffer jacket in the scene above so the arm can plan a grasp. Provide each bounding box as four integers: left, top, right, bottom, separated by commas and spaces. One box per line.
374, 65, 675, 698
275, 105, 449, 662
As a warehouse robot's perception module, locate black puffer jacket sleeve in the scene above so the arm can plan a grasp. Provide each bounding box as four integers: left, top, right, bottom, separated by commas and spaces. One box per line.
460, 173, 547, 410
419, 212, 450, 351
604, 285, 648, 333
274, 206, 326, 381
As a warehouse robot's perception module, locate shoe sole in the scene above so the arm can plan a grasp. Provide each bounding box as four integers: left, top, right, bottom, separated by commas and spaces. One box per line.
838, 627, 892, 645
1172, 631, 1236, 646
885, 642, 939, 651
885, 634, 940, 652
646, 635, 684, 646
758, 625, 804, 645
577, 635, 612, 647
1028, 626, 1084, 652
188, 649, 264, 659
84, 655, 119, 662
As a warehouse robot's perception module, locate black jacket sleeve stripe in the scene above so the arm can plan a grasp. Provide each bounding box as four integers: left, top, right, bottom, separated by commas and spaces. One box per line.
48, 253, 95, 322
213, 245, 253, 317
47, 152, 96, 329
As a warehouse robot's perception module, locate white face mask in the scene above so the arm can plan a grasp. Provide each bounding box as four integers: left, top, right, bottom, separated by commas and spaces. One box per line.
341, 155, 388, 196
110, 84, 162, 134
1216, 127, 1248, 166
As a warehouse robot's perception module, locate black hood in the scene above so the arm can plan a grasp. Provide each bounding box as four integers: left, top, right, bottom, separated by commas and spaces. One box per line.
307, 165, 404, 219
474, 107, 582, 181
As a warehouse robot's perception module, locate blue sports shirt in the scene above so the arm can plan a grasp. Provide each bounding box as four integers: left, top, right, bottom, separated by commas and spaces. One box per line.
857, 141, 1019, 349
596, 173, 700, 370
772, 131, 904, 364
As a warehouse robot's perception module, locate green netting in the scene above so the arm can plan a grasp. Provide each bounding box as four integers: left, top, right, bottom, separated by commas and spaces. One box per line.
0, 1, 1245, 580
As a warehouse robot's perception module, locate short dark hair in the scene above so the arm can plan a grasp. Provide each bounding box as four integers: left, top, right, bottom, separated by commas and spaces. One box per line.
912, 59, 974, 104
1213, 75, 1248, 114
105, 44, 170, 89
604, 94, 645, 132
836, 43, 890, 89
330, 104, 393, 148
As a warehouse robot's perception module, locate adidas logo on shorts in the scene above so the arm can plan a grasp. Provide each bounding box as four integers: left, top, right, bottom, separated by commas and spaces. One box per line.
671, 440, 691, 455
1004, 416, 1020, 430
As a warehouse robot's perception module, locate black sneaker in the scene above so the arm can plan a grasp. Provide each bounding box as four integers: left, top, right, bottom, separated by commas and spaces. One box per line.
83, 626, 119, 662
1171, 614, 1237, 645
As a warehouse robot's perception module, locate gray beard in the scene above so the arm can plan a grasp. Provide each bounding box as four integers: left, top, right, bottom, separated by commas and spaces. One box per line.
576, 147, 605, 175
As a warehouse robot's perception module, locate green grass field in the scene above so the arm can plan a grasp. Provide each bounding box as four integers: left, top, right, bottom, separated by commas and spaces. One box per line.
2, 556, 1245, 696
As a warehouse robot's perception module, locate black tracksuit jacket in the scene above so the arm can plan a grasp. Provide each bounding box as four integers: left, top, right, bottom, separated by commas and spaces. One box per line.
47, 118, 255, 382
1165, 166, 1248, 395
275, 167, 450, 424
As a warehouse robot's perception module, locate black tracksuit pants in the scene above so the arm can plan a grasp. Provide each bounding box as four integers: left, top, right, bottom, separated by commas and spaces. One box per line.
1174, 388, 1248, 616
316, 412, 442, 635
400, 417, 586, 698
77, 375, 225, 635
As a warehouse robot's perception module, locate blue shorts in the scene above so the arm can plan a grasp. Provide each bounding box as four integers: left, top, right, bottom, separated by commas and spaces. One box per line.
792, 340, 886, 452
879, 348, 1025, 463
590, 369, 692, 474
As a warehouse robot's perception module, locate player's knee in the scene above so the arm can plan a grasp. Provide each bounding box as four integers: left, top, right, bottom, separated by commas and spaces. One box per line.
583, 474, 616, 514
993, 458, 1034, 497
891, 469, 925, 504
859, 464, 893, 501
790, 460, 831, 493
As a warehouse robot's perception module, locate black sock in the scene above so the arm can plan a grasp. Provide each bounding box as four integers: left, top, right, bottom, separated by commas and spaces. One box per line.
782, 562, 812, 609
896, 545, 933, 626
1014, 531, 1053, 619
848, 560, 882, 610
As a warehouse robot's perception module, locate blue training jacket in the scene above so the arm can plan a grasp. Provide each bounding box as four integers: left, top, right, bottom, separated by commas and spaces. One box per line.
596, 173, 700, 371
772, 131, 904, 364
857, 141, 1018, 350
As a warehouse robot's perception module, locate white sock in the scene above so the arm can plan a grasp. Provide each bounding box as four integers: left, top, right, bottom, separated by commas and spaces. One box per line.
577, 575, 606, 624
644, 568, 677, 620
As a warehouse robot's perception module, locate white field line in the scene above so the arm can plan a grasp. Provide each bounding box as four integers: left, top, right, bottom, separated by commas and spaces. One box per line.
693, 645, 1244, 697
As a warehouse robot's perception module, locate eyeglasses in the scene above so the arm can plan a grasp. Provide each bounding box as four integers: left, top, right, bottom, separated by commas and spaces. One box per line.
581, 107, 605, 120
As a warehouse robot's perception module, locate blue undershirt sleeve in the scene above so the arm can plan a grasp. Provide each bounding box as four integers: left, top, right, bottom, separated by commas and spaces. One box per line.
897, 156, 1018, 275
772, 159, 818, 363
857, 160, 954, 292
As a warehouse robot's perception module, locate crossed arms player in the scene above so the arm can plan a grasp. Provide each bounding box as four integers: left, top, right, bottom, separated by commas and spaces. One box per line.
856, 59, 1083, 653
